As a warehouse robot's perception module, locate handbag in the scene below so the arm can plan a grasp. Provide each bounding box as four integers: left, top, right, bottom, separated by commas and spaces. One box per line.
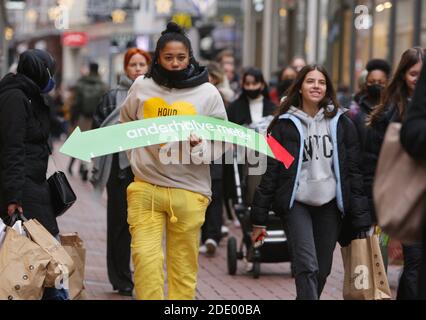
373, 123, 426, 244
46, 143, 77, 217
48, 171, 77, 217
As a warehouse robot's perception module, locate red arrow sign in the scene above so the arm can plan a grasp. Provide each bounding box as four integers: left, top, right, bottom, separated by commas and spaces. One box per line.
267, 134, 295, 169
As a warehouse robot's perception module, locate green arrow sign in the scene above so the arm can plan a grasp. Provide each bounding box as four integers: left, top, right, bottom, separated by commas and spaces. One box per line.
60, 115, 275, 162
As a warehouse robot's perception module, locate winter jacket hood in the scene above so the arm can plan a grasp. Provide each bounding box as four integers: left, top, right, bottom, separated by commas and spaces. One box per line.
17, 49, 55, 90
117, 74, 134, 90
0, 73, 41, 99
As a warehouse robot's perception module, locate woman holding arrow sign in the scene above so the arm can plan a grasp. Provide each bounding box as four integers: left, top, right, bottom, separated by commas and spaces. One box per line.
119, 22, 228, 300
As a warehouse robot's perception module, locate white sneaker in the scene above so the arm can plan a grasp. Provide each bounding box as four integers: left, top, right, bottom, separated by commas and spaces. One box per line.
205, 239, 217, 256
221, 225, 229, 237
199, 245, 207, 254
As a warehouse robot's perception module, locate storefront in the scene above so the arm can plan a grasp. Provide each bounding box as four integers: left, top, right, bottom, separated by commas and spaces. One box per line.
246, 0, 426, 91
328, 0, 424, 92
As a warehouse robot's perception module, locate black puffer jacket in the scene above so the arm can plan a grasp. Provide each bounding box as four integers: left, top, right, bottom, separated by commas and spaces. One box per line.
251, 109, 371, 245
0, 73, 58, 235
363, 105, 401, 222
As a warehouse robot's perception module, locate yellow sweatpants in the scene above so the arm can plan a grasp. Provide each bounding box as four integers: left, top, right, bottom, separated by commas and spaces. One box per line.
127, 179, 209, 300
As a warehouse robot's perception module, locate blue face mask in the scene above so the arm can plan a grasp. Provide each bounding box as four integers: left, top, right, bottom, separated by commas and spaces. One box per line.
41, 68, 55, 94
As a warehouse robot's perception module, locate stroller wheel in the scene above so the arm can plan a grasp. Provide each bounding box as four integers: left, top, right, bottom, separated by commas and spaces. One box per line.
227, 237, 238, 275
253, 262, 260, 279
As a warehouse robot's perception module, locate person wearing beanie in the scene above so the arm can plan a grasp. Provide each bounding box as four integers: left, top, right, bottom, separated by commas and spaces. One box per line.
0, 49, 69, 300
91, 48, 152, 297
120, 22, 228, 300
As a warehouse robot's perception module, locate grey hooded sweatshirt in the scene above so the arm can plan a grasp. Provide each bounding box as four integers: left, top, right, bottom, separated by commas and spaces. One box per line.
289, 106, 337, 207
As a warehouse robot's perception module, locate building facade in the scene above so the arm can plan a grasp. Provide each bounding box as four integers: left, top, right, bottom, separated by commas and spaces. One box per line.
244, 0, 426, 91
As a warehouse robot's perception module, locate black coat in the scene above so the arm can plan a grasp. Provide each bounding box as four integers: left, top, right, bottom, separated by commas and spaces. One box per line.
227, 95, 276, 126
250, 110, 371, 246
224, 95, 276, 201
0, 73, 59, 235
363, 105, 401, 222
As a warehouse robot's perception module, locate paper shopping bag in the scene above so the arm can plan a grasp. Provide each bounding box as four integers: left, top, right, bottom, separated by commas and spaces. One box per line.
0, 227, 51, 300
60, 233, 86, 300
341, 235, 391, 300
23, 219, 75, 288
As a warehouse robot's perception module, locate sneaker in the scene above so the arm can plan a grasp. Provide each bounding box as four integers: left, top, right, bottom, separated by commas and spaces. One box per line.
221, 225, 229, 237
205, 239, 217, 256
199, 245, 207, 254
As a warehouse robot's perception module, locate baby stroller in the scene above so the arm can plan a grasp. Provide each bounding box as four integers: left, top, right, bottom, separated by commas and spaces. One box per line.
226, 121, 292, 278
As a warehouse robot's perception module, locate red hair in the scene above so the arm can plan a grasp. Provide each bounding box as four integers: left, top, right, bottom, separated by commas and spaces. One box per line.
124, 48, 151, 70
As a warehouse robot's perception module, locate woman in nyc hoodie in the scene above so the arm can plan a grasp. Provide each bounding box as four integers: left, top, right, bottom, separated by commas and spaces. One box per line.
251, 65, 371, 300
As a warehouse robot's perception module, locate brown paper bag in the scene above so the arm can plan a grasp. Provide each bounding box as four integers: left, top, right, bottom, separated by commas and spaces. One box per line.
341, 235, 392, 300
0, 227, 51, 300
23, 219, 75, 288
60, 233, 86, 300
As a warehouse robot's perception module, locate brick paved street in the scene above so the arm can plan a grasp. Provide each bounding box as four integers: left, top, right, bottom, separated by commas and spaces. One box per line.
53, 142, 402, 300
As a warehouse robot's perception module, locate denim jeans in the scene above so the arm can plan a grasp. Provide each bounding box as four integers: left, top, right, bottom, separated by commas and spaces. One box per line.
42, 287, 69, 300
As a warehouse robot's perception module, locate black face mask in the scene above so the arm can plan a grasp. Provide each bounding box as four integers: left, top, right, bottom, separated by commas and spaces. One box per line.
366, 84, 384, 101
277, 79, 295, 97
244, 88, 262, 99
